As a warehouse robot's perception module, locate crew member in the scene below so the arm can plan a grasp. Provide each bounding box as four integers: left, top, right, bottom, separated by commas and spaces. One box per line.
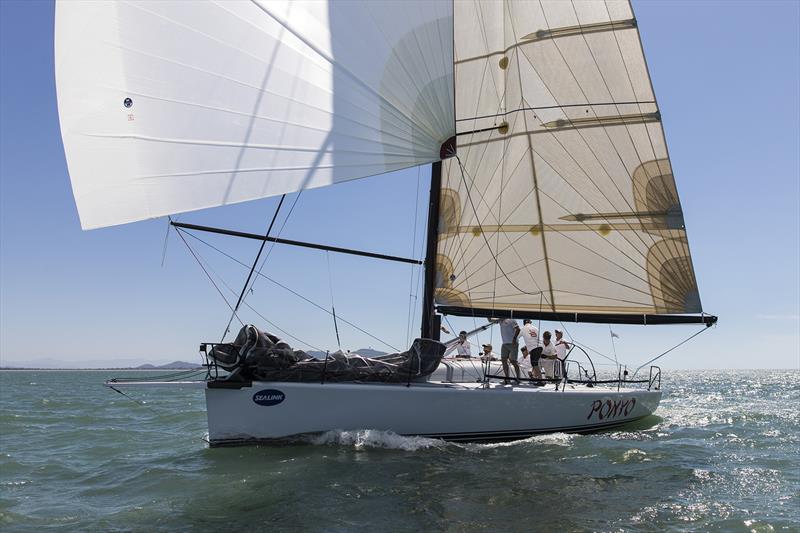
554, 329, 571, 378
540, 331, 557, 379
445, 331, 472, 358
521, 318, 543, 382
499, 318, 521, 384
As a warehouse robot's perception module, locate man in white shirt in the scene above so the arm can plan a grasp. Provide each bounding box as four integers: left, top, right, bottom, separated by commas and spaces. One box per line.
553, 329, 571, 377
520, 319, 543, 382
499, 318, 521, 384
540, 331, 558, 379
445, 331, 471, 358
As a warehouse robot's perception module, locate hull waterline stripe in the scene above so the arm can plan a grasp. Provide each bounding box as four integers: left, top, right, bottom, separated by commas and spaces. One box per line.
206, 415, 654, 447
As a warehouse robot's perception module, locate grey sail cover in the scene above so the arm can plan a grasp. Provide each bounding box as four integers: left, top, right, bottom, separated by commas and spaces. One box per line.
437, 0, 702, 317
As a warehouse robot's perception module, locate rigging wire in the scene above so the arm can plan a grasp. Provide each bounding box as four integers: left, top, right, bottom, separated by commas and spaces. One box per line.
175, 228, 323, 351
249, 190, 305, 294
631, 325, 713, 379
222, 194, 286, 341
107, 385, 156, 411
405, 165, 422, 346
175, 227, 243, 328
181, 229, 401, 352
161, 216, 173, 267
555, 320, 620, 366
111, 369, 207, 383
326, 251, 342, 350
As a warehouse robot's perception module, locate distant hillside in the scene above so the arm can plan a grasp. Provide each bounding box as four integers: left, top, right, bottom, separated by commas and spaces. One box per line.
306, 348, 388, 359
136, 361, 203, 369
352, 348, 388, 357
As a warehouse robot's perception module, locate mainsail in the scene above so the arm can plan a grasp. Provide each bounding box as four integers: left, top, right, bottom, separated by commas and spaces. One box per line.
56, 0, 455, 229
436, 0, 706, 323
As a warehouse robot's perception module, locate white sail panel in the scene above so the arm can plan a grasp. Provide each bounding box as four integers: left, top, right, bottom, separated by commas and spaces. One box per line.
56, 0, 455, 229
437, 0, 702, 317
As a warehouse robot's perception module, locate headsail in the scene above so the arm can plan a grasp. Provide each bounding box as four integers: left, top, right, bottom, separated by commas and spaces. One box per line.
56, 0, 455, 230
437, 0, 706, 322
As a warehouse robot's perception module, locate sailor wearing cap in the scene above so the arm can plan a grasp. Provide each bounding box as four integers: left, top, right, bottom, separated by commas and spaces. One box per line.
445, 331, 472, 358
481, 343, 494, 361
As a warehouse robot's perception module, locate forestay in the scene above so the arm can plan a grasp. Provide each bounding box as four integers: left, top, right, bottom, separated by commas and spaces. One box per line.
56, 0, 455, 230
436, 0, 704, 319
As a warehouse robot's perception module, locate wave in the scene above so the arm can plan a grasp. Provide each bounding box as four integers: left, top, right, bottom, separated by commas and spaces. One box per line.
461, 431, 576, 450
301, 429, 578, 452
305, 429, 449, 451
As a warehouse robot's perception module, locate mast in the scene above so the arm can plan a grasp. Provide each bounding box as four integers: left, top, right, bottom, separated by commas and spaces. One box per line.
421, 161, 443, 340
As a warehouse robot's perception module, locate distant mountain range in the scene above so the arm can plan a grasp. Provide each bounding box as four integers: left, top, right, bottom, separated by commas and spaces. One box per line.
0, 350, 387, 369
0, 358, 203, 370
306, 348, 388, 359
135, 361, 203, 369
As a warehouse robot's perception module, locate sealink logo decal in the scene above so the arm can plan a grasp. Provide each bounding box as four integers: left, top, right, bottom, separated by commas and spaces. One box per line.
253, 389, 285, 406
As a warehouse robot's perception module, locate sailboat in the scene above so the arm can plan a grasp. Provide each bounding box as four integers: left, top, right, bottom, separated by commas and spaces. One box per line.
55, 0, 716, 445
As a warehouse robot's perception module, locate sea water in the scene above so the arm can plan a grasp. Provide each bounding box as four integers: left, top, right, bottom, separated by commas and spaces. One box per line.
0, 369, 797, 531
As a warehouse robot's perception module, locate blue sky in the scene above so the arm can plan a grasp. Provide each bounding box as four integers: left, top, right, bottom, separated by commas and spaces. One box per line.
1, 0, 798, 369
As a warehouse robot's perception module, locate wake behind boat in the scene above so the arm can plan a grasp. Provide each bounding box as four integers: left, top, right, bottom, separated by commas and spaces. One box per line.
57, 0, 716, 446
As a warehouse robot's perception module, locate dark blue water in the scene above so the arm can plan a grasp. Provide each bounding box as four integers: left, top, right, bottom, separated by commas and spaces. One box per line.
1, 370, 797, 531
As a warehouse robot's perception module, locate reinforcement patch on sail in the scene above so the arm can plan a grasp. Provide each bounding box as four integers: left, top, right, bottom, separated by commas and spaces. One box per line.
56, 0, 455, 229
437, 0, 702, 316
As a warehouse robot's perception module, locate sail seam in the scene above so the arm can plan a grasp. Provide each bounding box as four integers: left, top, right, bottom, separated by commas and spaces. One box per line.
508, 6, 556, 311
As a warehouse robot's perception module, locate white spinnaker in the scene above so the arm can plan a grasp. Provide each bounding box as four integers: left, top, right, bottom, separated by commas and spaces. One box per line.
438, 0, 702, 316
56, 0, 455, 230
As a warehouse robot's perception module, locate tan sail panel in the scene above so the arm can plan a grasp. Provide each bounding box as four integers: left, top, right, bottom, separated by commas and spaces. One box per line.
439, 0, 703, 317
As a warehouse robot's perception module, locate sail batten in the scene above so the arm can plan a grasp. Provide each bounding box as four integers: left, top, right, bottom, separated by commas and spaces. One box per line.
438, 0, 705, 319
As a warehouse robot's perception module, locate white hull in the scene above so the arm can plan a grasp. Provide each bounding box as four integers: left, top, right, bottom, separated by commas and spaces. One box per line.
205, 379, 661, 446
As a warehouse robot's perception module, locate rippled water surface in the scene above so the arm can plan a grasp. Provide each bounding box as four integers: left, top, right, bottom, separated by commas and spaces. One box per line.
1, 370, 797, 531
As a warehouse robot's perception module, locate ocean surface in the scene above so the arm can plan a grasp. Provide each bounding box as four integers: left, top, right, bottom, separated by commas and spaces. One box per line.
0, 369, 797, 532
